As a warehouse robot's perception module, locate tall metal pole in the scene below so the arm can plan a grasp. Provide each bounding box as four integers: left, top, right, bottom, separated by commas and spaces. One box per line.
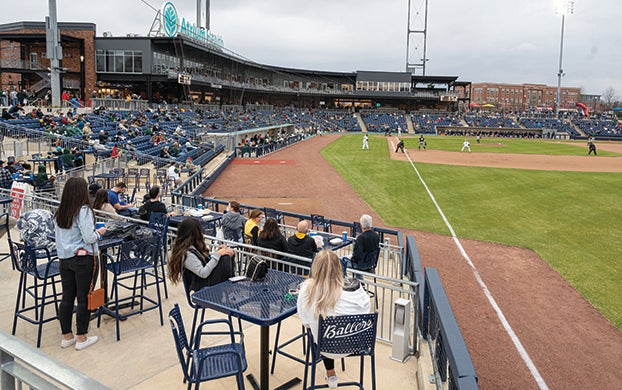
196, 0, 202, 28
555, 13, 565, 118
46, 0, 62, 107
554, 1, 574, 118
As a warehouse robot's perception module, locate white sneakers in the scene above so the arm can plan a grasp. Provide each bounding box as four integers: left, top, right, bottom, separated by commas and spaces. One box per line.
75, 336, 98, 351
326, 374, 338, 388
60, 336, 77, 348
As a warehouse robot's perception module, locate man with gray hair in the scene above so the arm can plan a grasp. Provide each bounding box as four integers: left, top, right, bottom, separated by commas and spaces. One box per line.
349, 214, 380, 275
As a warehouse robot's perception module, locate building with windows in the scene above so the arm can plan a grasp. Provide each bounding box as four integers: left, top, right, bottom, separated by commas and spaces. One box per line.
1, 17, 469, 111
470, 81, 584, 113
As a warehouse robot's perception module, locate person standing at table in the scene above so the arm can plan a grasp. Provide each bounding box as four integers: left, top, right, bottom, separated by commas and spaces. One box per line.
297, 250, 371, 388
168, 218, 235, 292
54, 177, 107, 351
345, 214, 380, 279
244, 209, 264, 245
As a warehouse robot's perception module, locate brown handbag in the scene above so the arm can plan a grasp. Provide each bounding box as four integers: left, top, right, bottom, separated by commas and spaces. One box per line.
87, 246, 105, 311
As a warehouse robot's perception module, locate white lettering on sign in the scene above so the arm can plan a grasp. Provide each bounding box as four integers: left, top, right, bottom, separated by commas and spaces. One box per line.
322, 318, 373, 339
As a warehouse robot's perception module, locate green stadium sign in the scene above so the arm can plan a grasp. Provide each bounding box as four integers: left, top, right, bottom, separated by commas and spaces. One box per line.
161, 1, 224, 48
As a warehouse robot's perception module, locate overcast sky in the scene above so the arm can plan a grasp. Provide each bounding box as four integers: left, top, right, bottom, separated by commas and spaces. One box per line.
2, 0, 620, 97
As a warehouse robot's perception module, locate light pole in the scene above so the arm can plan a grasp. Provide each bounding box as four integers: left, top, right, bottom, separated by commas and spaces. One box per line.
555, 1, 574, 118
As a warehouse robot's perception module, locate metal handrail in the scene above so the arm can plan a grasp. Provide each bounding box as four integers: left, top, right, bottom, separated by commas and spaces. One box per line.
0, 330, 110, 390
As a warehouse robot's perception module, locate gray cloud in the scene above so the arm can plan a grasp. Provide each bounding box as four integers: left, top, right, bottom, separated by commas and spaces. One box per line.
1, 0, 619, 96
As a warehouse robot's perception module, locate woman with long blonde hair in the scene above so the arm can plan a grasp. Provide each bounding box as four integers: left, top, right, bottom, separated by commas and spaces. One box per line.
297, 250, 371, 388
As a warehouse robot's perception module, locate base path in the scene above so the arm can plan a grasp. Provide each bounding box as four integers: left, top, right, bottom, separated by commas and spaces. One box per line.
205, 134, 622, 389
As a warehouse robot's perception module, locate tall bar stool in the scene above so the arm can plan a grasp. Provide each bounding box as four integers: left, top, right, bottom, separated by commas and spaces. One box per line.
11, 242, 61, 348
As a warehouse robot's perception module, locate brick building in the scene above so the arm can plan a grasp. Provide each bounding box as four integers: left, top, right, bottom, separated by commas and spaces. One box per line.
0, 21, 96, 104
470, 81, 582, 113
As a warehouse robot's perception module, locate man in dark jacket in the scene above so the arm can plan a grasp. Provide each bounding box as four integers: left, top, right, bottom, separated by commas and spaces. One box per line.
350, 214, 380, 273
286, 220, 318, 259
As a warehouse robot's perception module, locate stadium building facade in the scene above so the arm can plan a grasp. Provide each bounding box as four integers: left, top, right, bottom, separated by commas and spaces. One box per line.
1, 20, 470, 111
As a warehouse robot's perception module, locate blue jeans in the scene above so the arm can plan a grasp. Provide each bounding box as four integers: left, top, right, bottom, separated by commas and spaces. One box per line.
340, 257, 364, 280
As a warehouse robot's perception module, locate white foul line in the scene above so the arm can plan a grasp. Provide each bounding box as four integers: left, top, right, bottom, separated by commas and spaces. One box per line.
400, 143, 550, 390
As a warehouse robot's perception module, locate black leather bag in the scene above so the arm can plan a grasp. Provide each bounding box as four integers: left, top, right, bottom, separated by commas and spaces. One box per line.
245, 255, 268, 281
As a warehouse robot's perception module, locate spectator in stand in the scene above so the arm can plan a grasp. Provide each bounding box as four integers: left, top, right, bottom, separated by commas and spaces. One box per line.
2, 108, 14, 120
107, 182, 138, 217
244, 209, 264, 245
160, 146, 171, 159
92, 189, 121, 220
287, 220, 318, 259
220, 200, 246, 243
168, 218, 235, 291
184, 157, 198, 174
344, 214, 380, 278
297, 250, 371, 389
257, 217, 288, 262
167, 161, 182, 187
138, 185, 175, 221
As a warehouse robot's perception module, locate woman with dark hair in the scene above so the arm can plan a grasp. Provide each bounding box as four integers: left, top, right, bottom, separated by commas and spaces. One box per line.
168, 218, 235, 292
244, 208, 264, 245
92, 188, 121, 220
221, 200, 245, 243
54, 177, 106, 351
257, 217, 288, 259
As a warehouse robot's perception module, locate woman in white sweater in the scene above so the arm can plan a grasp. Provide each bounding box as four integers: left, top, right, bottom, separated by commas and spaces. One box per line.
297, 250, 371, 388
168, 218, 235, 291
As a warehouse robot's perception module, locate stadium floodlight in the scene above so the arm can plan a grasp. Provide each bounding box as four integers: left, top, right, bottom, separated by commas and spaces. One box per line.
554, 1, 574, 118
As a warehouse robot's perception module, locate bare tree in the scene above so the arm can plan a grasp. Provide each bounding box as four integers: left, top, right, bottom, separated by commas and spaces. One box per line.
601, 87, 618, 108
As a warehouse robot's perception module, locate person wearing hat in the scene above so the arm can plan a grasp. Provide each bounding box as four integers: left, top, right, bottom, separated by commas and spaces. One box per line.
0, 160, 13, 189
184, 157, 198, 174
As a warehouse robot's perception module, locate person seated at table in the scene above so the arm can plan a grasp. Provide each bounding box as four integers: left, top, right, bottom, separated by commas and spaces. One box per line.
287, 220, 318, 259
244, 209, 264, 246
34, 164, 55, 189
167, 161, 182, 187
343, 214, 380, 277
257, 217, 288, 266
71, 148, 84, 167
297, 250, 371, 389
93, 188, 121, 220
221, 200, 246, 243
59, 148, 75, 171
138, 185, 175, 221
168, 218, 236, 292
107, 182, 138, 218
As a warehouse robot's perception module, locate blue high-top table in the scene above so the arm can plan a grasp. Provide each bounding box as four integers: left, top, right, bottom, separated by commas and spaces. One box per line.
193, 270, 305, 390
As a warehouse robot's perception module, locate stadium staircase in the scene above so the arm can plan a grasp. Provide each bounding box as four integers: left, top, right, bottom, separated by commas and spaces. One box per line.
406, 115, 415, 133
567, 119, 586, 136
355, 113, 368, 132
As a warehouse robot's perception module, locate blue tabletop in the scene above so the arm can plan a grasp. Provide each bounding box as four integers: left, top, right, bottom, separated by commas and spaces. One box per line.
192, 270, 305, 327
314, 232, 354, 252
94, 173, 123, 179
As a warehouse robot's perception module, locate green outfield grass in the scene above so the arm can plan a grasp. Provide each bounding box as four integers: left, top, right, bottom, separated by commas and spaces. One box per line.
403, 135, 621, 156
322, 134, 622, 330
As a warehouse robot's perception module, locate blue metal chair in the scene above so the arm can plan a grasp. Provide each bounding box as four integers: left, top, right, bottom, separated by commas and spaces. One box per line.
98, 237, 164, 341
303, 312, 378, 390
148, 212, 170, 298
169, 304, 247, 390
11, 241, 61, 348
311, 214, 332, 232
0, 212, 14, 266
